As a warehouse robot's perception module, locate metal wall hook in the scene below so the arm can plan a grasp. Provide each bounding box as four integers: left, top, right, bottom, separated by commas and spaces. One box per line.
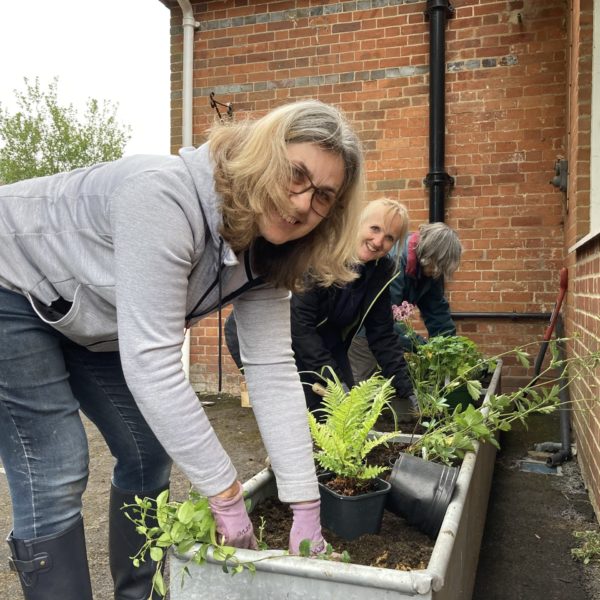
550, 158, 568, 193
209, 92, 234, 121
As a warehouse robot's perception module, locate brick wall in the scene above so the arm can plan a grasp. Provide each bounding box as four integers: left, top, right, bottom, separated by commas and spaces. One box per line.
163, 0, 568, 394
563, 0, 599, 519
162, 0, 599, 520
569, 244, 600, 519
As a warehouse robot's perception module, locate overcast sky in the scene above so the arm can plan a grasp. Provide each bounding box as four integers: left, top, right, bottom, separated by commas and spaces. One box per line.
0, 0, 171, 155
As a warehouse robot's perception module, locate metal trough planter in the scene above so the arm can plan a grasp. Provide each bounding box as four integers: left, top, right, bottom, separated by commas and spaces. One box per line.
170, 361, 502, 600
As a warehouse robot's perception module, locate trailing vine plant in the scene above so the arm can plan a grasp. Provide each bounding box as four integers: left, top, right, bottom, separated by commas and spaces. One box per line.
392, 336, 600, 465
124, 474, 350, 597
123, 489, 253, 597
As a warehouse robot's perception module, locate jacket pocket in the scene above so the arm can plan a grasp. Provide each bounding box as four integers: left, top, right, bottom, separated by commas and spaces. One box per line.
26, 285, 119, 351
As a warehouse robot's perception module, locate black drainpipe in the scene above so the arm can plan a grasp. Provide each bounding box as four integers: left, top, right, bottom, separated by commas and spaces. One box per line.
546, 315, 572, 466
423, 6, 570, 466
424, 0, 455, 223
452, 312, 551, 321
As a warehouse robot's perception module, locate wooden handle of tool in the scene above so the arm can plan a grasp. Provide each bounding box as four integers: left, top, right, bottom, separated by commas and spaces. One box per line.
312, 383, 327, 397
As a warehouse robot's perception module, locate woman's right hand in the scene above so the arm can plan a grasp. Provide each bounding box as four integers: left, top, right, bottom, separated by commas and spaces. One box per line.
289, 499, 327, 554
208, 482, 258, 549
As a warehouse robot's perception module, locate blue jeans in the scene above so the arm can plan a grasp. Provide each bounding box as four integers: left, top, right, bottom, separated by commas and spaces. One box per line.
0, 287, 172, 539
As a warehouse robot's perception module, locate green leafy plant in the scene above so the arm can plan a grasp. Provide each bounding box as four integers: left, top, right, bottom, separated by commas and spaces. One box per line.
392, 302, 494, 417
403, 339, 600, 465
124, 489, 255, 597
409, 334, 492, 387
408, 385, 560, 464
571, 530, 600, 564
125, 486, 351, 597
308, 369, 399, 482
406, 335, 495, 417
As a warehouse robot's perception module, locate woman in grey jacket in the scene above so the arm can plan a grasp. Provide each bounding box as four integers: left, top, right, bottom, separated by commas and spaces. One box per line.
0, 100, 364, 600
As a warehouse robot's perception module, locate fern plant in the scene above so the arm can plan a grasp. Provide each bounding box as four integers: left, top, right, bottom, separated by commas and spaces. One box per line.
308, 370, 399, 481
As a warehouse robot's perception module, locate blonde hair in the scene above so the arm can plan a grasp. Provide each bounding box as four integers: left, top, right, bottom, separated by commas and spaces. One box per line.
417, 222, 462, 279
361, 198, 409, 269
208, 100, 364, 292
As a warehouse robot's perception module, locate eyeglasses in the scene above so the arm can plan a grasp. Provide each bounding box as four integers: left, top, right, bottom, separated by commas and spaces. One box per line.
289, 165, 337, 219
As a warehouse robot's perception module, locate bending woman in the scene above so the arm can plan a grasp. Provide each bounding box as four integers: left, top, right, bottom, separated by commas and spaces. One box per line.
0, 100, 364, 600
226, 197, 415, 413
348, 222, 463, 383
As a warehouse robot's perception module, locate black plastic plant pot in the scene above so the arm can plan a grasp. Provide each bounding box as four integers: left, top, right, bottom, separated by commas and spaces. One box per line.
317, 473, 391, 541
445, 385, 478, 411
445, 379, 489, 411
387, 453, 459, 538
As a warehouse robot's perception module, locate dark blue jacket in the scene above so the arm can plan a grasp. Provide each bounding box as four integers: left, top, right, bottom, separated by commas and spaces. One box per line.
389, 232, 456, 340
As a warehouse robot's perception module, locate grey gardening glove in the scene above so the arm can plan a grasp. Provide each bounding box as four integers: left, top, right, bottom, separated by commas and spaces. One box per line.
408, 393, 420, 414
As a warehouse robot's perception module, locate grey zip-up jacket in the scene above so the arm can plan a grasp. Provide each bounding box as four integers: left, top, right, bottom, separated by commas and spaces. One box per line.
0, 143, 318, 502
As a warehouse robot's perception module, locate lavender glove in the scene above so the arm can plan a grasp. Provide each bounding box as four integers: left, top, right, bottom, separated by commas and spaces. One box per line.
208, 483, 258, 550
289, 499, 326, 555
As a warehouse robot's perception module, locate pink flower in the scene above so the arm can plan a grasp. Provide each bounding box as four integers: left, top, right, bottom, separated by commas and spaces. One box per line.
392, 301, 416, 322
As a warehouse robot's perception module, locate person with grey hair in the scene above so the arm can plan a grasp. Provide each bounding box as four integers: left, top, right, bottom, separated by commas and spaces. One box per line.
348, 222, 463, 385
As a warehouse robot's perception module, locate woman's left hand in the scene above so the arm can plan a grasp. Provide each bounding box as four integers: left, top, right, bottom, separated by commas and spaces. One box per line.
289, 499, 327, 554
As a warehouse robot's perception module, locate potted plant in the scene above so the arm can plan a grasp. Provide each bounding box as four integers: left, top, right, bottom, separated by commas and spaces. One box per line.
386, 338, 599, 536
392, 301, 494, 416
308, 371, 400, 540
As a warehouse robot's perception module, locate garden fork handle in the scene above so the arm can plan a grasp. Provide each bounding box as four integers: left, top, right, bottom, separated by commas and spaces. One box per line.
312, 383, 327, 397
533, 268, 568, 377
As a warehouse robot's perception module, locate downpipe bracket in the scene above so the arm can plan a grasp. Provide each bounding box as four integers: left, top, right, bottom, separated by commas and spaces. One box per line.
424, 171, 454, 188
425, 0, 455, 19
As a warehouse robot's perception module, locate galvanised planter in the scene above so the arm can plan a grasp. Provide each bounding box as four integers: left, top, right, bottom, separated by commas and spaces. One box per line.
169, 361, 502, 600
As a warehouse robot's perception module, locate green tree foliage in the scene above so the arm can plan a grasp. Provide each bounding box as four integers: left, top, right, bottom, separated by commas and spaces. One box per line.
0, 77, 131, 183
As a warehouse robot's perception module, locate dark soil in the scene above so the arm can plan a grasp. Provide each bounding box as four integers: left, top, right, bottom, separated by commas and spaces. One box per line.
250, 496, 434, 570
322, 475, 380, 496
365, 442, 409, 472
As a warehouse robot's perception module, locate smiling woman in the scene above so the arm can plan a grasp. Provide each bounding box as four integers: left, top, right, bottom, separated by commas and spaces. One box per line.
0, 99, 365, 600
357, 198, 409, 263
212, 100, 364, 291
289, 197, 414, 412
225, 197, 415, 415
258, 142, 345, 244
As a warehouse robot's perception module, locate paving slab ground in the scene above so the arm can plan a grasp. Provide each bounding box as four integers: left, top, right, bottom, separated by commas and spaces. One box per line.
473, 413, 600, 600
0, 395, 598, 600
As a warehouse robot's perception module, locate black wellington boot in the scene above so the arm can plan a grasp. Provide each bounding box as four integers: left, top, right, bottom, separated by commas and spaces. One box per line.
6, 516, 94, 600
109, 483, 169, 600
